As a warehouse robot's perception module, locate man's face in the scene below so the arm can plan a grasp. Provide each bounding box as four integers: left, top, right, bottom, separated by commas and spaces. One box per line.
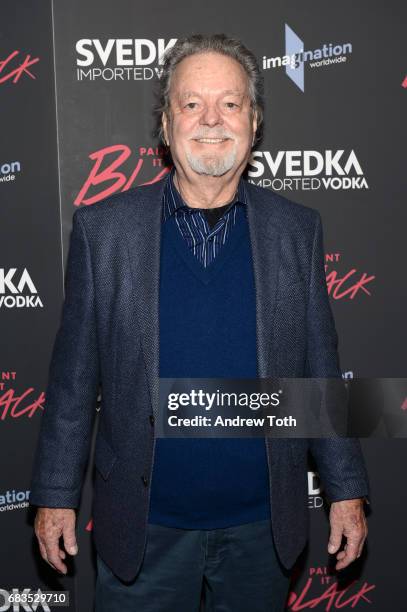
162, 51, 257, 178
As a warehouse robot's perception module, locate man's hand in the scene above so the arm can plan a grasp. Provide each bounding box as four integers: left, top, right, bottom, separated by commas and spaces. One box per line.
34, 508, 78, 574
327, 498, 368, 570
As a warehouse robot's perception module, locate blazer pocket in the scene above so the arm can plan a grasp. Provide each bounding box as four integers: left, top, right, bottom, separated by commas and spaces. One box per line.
94, 433, 118, 481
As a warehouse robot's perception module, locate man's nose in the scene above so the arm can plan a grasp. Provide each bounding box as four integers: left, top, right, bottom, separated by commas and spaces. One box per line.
199, 104, 223, 127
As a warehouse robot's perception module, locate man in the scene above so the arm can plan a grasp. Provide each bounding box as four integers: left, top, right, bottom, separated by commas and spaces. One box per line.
30, 34, 370, 611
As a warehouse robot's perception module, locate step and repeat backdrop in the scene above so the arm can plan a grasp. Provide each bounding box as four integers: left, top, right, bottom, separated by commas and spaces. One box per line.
1, 0, 406, 610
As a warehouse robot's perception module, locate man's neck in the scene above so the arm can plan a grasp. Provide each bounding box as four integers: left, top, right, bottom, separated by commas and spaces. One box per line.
173, 168, 241, 209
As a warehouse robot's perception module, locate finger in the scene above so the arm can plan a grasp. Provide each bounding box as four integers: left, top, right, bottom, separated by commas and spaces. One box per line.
356, 529, 368, 558
39, 540, 59, 572
44, 541, 67, 574
46, 559, 59, 571
38, 540, 49, 563
347, 533, 363, 558
328, 524, 343, 554
336, 538, 360, 569
336, 550, 347, 560
62, 523, 78, 556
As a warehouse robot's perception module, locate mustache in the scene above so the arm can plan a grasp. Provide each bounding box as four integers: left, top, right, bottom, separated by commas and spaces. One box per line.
189, 130, 235, 140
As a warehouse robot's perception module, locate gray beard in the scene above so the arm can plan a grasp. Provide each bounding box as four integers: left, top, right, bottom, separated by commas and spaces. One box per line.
185, 146, 237, 177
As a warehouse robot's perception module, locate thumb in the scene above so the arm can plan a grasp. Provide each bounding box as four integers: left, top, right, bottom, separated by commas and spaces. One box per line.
63, 524, 78, 556
328, 524, 343, 554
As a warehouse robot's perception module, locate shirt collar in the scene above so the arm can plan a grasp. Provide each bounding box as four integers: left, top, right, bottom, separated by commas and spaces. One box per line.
162, 166, 247, 222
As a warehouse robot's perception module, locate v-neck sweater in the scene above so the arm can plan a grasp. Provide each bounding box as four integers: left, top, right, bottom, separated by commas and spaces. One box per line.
148, 203, 271, 529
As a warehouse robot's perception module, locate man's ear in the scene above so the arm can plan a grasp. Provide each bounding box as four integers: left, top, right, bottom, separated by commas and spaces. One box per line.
251, 108, 258, 147
162, 112, 169, 146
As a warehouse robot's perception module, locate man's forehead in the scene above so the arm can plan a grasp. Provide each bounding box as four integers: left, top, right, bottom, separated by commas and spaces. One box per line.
170, 53, 249, 91
178, 88, 247, 99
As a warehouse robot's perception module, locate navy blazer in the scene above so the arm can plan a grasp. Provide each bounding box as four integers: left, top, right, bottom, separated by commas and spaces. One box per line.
29, 174, 370, 581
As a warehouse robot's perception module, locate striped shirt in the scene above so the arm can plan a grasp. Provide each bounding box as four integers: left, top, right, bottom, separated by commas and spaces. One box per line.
162, 167, 248, 268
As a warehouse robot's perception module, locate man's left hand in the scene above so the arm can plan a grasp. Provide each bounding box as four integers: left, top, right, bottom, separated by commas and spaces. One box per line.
327, 498, 368, 570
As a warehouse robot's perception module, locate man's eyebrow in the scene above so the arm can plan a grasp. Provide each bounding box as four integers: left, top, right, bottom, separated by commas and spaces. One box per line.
179, 89, 245, 99
221, 89, 245, 96
179, 91, 201, 100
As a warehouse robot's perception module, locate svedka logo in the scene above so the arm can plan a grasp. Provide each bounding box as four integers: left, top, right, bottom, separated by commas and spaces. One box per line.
75, 38, 177, 81
248, 149, 368, 191
262, 24, 352, 92
308, 471, 324, 509
0, 268, 43, 309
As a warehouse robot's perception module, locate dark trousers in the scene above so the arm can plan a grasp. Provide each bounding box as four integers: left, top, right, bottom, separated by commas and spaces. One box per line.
94, 519, 292, 612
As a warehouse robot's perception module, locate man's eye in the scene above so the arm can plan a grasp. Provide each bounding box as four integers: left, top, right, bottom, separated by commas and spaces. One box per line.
185, 102, 198, 109
225, 102, 238, 108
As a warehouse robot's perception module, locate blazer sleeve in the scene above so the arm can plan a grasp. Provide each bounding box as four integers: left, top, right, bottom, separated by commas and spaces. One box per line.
305, 211, 371, 505
29, 209, 100, 508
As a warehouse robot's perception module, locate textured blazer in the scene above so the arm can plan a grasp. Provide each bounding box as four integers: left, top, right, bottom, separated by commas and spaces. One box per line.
29, 174, 370, 581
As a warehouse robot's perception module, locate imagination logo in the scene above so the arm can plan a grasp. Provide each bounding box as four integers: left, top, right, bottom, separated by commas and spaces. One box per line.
262, 24, 352, 92
0, 160, 21, 184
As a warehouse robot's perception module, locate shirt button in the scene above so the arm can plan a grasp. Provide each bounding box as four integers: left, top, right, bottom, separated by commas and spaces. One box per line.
141, 475, 149, 487
149, 414, 155, 426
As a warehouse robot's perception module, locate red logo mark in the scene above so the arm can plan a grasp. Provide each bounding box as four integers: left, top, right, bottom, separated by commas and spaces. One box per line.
0, 50, 40, 85
287, 576, 375, 610
0, 387, 45, 420
75, 145, 169, 206
325, 265, 375, 299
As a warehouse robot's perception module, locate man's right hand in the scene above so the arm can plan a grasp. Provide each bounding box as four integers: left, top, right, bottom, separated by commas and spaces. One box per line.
34, 508, 78, 574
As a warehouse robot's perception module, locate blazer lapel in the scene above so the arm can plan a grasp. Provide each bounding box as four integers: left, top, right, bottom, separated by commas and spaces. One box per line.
245, 185, 282, 377
122, 178, 166, 419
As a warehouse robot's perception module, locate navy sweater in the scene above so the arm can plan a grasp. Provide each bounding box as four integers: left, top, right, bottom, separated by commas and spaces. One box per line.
148, 203, 271, 528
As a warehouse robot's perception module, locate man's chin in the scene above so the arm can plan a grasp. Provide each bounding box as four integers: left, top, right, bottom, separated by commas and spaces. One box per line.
187, 155, 235, 177
195, 167, 231, 177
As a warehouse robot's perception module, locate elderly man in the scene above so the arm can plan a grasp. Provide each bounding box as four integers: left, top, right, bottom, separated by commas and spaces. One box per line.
30, 34, 370, 611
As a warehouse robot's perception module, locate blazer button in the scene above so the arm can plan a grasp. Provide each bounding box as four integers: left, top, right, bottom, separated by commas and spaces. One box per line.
149, 414, 155, 426
141, 475, 149, 487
